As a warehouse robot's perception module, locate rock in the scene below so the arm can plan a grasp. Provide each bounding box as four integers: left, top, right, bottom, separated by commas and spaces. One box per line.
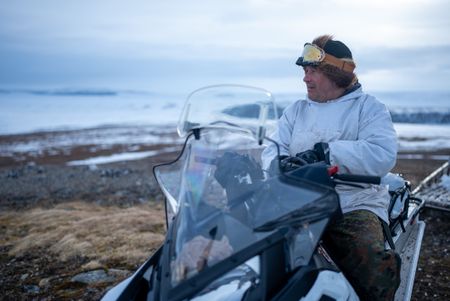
20, 273, 29, 281
99, 168, 131, 178
107, 268, 130, 279
7, 170, 19, 179
81, 260, 103, 271
114, 190, 127, 197
39, 278, 51, 287
100, 169, 122, 178
71, 269, 115, 284
23, 284, 40, 294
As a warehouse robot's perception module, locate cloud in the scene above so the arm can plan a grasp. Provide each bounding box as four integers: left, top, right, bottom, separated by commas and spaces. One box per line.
0, 0, 449, 91
2, 0, 448, 57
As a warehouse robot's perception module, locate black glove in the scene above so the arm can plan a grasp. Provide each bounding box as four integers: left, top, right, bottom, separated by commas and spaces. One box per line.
269, 143, 330, 174
280, 155, 309, 171
269, 155, 307, 174
295, 142, 330, 165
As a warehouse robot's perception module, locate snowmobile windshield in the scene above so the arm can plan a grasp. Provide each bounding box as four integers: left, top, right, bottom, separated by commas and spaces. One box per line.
156, 84, 279, 222
176, 84, 279, 140
153, 85, 340, 297
155, 129, 339, 289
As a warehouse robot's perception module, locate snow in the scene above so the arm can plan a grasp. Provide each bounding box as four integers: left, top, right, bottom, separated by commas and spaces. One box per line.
0, 91, 183, 135
0, 126, 182, 157
394, 123, 450, 151
1, 89, 449, 165
441, 175, 450, 191
66, 146, 180, 166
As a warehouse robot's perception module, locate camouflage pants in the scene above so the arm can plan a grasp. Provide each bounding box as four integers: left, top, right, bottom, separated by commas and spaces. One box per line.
323, 210, 401, 301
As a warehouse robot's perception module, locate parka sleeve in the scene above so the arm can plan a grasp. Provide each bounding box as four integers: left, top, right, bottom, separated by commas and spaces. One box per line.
328, 98, 397, 176
261, 103, 297, 169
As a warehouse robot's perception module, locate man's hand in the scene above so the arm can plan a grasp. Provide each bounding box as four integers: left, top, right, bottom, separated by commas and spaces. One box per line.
280, 155, 309, 171
269, 155, 308, 173
295, 142, 330, 164
269, 143, 330, 174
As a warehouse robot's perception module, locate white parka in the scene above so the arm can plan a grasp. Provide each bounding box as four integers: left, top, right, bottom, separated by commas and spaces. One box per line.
262, 86, 398, 223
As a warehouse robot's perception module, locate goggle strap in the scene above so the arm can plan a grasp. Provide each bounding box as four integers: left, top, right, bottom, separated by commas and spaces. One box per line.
322, 53, 356, 73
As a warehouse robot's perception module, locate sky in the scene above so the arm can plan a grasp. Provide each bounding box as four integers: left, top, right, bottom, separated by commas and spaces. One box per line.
1, 0, 449, 94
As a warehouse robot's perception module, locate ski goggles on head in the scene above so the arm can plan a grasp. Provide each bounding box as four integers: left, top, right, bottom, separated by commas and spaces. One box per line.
296, 43, 356, 73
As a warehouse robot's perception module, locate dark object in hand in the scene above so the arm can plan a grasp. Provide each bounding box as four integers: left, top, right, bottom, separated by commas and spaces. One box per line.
271, 142, 330, 173
280, 155, 309, 172
269, 155, 307, 173
295, 142, 330, 165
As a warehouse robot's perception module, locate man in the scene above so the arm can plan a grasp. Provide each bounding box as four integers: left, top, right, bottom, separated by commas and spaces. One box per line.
262, 35, 401, 300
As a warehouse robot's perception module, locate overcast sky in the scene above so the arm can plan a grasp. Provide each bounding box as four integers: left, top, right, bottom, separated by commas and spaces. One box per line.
1, 0, 449, 94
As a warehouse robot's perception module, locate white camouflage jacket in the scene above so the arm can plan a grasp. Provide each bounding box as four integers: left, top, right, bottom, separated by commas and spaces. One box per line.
262, 86, 398, 223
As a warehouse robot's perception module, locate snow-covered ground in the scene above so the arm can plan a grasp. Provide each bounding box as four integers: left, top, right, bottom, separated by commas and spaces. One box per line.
1, 89, 449, 165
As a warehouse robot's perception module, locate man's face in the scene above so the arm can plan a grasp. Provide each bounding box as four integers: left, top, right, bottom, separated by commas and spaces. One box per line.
302, 66, 342, 102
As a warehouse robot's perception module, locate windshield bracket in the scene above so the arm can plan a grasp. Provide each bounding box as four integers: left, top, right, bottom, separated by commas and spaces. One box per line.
193, 128, 201, 140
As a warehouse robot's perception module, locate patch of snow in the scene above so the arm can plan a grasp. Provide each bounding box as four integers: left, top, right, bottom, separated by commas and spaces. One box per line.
440, 175, 450, 191
66, 146, 180, 166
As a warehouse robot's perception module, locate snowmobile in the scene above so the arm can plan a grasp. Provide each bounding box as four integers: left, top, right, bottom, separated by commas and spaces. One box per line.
102, 84, 425, 301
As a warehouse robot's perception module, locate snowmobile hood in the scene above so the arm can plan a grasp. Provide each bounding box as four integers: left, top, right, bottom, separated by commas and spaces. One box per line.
150, 85, 341, 300
153, 127, 340, 300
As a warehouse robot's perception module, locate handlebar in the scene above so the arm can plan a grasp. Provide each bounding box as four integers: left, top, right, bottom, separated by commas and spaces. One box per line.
197, 154, 382, 185
332, 173, 381, 185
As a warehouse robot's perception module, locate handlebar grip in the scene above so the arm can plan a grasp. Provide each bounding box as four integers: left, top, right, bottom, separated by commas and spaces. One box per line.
333, 174, 381, 185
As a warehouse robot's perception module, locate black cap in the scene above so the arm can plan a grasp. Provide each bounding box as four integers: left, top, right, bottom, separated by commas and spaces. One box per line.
323, 40, 352, 59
